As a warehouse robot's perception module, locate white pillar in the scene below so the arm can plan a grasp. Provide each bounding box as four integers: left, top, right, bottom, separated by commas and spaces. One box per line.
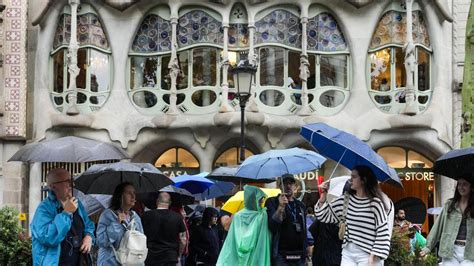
298, 16, 312, 115
402, 0, 418, 115
65, 0, 81, 115
219, 24, 234, 112
246, 25, 259, 112
167, 17, 180, 114
28, 162, 42, 234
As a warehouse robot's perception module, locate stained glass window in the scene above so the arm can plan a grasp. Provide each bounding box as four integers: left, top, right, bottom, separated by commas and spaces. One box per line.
178, 10, 224, 47
53, 13, 109, 50
307, 12, 347, 52
131, 15, 172, 53
254, 10, 301, 48
228, 24, 249, 48
370, 10, 430, 50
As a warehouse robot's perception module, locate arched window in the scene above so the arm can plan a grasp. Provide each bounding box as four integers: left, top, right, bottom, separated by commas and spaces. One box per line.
377, 146, 433, 169
51, 4, 111, 113
128, 7, 173, 114
175, 9, 223, 114
306, 9, 349, 116
214, 147, 254, 167
253, 8, 302, 114
368, 9, 432, 114
155, 147, 200, 176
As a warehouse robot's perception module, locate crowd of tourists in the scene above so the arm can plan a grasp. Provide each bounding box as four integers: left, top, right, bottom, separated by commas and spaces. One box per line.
31, 166, 473, 266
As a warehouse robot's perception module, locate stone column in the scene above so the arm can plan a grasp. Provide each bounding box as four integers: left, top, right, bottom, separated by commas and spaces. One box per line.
66, 0, 81, 115
167, 17, 180, 115
219, 24, 234, 112
298, 16, 312, 115
402, 0, 418, 115
28, 162, 42, 232
246, 24, 259, 112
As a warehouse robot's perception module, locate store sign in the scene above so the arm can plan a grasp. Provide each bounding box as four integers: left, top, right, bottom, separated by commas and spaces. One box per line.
294, 171, 318, 181
160, 167, 200, 178
399, 171, 434, 181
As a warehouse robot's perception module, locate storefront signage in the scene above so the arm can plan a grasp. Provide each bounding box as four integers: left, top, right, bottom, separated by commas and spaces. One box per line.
159, 167, 200, 178
294, 171, 318, 181
399, 170, 434, 181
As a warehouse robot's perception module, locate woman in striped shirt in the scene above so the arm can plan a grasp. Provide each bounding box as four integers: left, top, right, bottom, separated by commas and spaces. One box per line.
315, 165, 391, 266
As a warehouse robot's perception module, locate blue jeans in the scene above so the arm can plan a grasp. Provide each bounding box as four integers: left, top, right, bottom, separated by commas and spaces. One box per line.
273, 254, 305, 266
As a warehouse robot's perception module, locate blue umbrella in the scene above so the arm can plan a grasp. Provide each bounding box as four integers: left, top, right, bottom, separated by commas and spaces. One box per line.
300, 123, 402, 185
173, 172, 214, 194
235, 147, 327, 180
194, 180, 236, 201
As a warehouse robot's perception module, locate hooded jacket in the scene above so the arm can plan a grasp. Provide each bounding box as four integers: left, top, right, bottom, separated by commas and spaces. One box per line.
31, 191, 95, 266
217, 185, 271, 266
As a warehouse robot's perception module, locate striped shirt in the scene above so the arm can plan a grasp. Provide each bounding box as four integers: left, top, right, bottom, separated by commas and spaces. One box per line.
315, 194, 391, 259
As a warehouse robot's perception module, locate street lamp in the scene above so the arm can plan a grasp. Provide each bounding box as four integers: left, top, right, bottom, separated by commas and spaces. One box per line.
231, 59, 257, 164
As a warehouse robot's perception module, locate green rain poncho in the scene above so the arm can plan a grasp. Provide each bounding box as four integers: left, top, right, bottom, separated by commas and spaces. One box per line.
217, 185, 271, 266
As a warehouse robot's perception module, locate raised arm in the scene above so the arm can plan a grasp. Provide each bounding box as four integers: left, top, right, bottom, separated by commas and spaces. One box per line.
31, 203, 72, 247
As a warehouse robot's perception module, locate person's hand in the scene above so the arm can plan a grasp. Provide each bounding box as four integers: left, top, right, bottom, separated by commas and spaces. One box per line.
368, 254, 377, 266
61, 197, 78, 213
117, 211, 127, 224
278, 194, 288, 207
80, 235, 92, 254
420, 250, 427, 257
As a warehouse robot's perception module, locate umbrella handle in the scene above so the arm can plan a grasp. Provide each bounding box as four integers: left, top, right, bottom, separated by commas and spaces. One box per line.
328, 149, 347, 180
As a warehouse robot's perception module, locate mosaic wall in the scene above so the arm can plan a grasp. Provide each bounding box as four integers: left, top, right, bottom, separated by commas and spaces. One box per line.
370, 10, 430, 49
53, 13, 109, 51
131, 14, 172, 53
254, 10, 302, 48
2, 0, 27, 138
228, 23, 249, 48
307, 12, 347, 52
178, 10, 224, 48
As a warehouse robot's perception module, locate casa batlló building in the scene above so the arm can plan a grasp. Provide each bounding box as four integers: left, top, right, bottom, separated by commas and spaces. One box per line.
0, 0, 471, 233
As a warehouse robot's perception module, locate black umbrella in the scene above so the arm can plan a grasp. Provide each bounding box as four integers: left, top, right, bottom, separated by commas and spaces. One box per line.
8, 136, 130, 162
75, 162, 173, 194
394, 197, 427, 225
434, 147, 474, 181
138, 185, 195, 209
207, 166, 274, 184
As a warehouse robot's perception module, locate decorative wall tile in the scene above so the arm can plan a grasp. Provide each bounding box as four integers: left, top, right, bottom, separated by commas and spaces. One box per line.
2, 0, 27, 138
131, 14, 172, 53
178, 10, 223, 48
307, 12, 347, 52
254, 10, 301, 48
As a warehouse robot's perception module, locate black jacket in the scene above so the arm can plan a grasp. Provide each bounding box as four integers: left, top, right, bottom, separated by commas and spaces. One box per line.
308, 219, 342, 266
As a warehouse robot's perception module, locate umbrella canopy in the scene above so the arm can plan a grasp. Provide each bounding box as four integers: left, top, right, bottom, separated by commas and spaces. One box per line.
235, 147, 326, 180
173, 173, 214, 194
194, 180, 236, 201
222, 188, 281, 214
74, 189, 111, 216
138, 185, 195, 209
433, 147, 474, 181
394, 197, 427, 225
300, 123, 402, 186
75, 162, 173, 194
207, 166, 274, 183
8, 136, 130, 163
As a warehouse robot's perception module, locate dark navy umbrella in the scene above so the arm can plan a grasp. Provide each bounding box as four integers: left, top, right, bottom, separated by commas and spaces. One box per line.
194, 180, 236, 201
434, 147, 474, 181
138, 185, 195, 209
173, 172, 214, 194
300, 123, 402, 186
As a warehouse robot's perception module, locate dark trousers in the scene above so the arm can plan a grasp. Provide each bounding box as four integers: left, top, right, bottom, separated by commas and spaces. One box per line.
273, 254, 305, 266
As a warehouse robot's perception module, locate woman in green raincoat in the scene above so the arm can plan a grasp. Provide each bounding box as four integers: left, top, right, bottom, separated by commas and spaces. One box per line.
217, 185, 271, 266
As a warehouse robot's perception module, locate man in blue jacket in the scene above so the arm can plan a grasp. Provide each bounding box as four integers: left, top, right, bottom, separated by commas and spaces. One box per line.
31, 168, 95, 265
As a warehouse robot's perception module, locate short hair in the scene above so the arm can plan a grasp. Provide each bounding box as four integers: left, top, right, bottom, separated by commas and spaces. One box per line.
157, 192, 171, 204
46, 168, 71, 187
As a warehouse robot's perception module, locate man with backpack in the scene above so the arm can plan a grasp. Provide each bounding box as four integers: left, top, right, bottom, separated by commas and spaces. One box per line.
142, 192, 187, 265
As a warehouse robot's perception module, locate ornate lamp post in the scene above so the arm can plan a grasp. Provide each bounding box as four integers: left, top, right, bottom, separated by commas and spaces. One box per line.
231, 60, 257, 163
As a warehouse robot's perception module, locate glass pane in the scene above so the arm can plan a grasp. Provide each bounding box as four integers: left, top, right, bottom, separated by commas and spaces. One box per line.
319, 90, 345, 107
130, 57, 158, 89
178, 51, 189, 89
161, 55, 171, 90
259, 47, 284, 86
370, 48, 391, 91
89, 50, 109, 92
177, 148, 199, 167
288, 51, 300, 87
418, 95, 429, 104
408, 150, 433, 168
53, 50, 65, 93
132, 91, 157, 108
191, 90, 217, 107
162, 93, 186, 105
377, 147, 406, 168
308, 54, 316, 89
259, 90, 285, 107
155, 148, 177, 167
394, 47, 406, 89
224, 51, 248, 88
193, 48, 217, 86
214, 147, 254, 167
53, 96, 64, 105
77, 92, 87, 104
417, 48, 430, 91
76, 49, 87, 89
374, 95, 392, 104
320, 55, 347, 87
